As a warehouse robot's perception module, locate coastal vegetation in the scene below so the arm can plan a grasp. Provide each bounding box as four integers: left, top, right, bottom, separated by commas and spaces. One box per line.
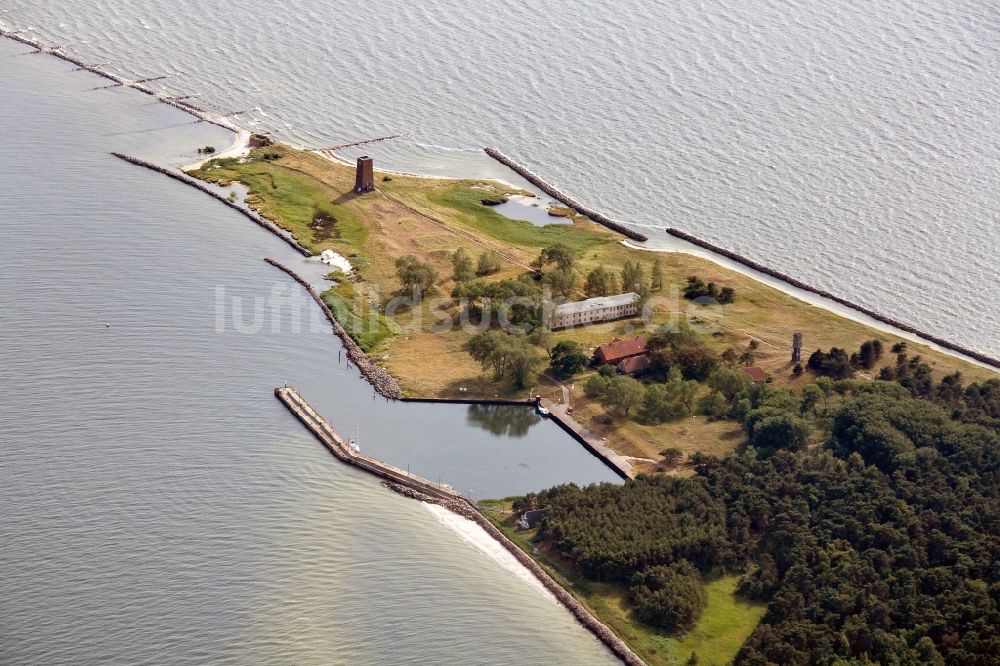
507, 380, 1000, 664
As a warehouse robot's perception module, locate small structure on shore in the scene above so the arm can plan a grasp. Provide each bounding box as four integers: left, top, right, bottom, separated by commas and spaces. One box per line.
516, 509, 546, 530
550, 292, 639, 330
354, 155, 374, 193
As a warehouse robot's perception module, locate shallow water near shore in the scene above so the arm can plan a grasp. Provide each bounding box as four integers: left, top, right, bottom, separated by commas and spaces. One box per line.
3, 0, 997, 356
0, 41, 619, 664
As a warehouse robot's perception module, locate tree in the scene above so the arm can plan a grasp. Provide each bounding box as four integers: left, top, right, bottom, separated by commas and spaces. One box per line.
507, 342, 538, 388
707, 368, 751, 405
468, 330, 512, 379
721, 347, 739, 367
534, 243, 575, 273
800, 383, 823, 415
660, 447, 684, 467
584, 373, 611, 398
585, 265, 614, 297
451, 248, 474, 283
858, 339, 883, 370
545, 266, 577, 298
640, 368, 698, 424
529, 326, 552, 358
807, 347, 854, 379
629, 562, 707, 632
467, 330, 537, 387
601, 375, 646, 417
395, 255, 438, 300
684, 276, 735, 303
549, 340, 590, 378
738, 339, 760, 366
647, 321, 719, 381
621, 259, 646, 293
476, 250, 502, 276
651, 258, 664, 291
749, 413, 811, 456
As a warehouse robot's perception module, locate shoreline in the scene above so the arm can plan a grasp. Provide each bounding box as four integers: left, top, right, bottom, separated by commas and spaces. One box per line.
624, 234, 1000, 372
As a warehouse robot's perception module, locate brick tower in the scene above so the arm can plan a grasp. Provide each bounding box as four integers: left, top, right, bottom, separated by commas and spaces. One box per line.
354, 156, 374, 193
792, 332, 803, 364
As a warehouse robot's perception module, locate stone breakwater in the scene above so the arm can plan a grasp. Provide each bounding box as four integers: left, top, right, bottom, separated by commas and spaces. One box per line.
483, 147, 649, 243
110, 153, 311, 257
384, 482, 646, 666
263, 258, 403, 399
667, 228, 1000, 371
274, 383, 644, 666
322, 134, 404, 154
0, 29, 235, 133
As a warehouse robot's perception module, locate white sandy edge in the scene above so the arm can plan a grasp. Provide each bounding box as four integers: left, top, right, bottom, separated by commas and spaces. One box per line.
623, 238, 996, 372
181, 127, 252, 171
420, 502, 558, 604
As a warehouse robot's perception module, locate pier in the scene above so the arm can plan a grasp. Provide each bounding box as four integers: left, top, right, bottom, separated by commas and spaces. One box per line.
274, 384, 646, 666
275, 385, 457, 500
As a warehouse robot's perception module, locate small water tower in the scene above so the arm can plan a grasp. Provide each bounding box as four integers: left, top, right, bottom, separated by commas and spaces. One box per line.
354, 155, 374, 193
792, 332, 803, 364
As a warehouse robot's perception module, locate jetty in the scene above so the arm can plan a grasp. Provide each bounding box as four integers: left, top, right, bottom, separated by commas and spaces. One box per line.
275, 385, 456, 500
666, 228, 1000, 371
274, 384, 646, 666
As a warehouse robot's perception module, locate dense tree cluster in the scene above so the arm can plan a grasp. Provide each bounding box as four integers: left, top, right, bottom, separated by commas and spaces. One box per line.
684, 276, 735, 304
467, 330, 539, 388
808, 339, 886, 378
647, 322, 719, 381
549, 340, 590, 378
525, 384, 1000, 662
394, 255, 438, 300
452, 276, 542, 328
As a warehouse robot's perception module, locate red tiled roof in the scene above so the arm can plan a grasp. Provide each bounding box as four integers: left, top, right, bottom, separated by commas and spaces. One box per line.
742, 366, 767, 382
596, 335, 648, 364
617, 355, 651, 375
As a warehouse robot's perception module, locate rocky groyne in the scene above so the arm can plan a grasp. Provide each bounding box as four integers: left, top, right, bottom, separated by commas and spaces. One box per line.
483, 147, 648, 242
0, 29, 236, 133
264, 258, 403, 399
667, 228, 1000, 370
110, 153, 311, 257
322, 134, 404, 153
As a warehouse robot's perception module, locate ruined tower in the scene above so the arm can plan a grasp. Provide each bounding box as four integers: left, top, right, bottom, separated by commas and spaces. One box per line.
792, 332, 803, 364
354, 155, 374, 193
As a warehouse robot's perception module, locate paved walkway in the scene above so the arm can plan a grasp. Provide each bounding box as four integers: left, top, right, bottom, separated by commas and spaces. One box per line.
540, 396, 635, 479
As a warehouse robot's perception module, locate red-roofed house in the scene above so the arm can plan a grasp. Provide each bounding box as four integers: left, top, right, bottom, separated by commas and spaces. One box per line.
742, 366, 767, 383
594, 336, 648, 366
616, 355, 652, 376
